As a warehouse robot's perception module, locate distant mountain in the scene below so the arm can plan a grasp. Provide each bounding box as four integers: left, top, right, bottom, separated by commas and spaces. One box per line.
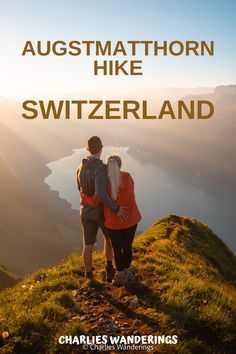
172, 85, 236, 183
0, 215, 235, 353
214, 84, 236, 95
0, 265, 18, 290
128, 85, 236, 189
133, 86, 214, 102
0, 99, 82, 277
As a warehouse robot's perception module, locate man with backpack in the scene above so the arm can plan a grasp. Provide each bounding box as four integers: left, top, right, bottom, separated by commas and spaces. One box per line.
77, 136, 129, 281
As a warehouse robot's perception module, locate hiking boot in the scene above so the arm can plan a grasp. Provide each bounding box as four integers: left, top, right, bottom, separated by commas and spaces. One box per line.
124, 269, 137, 283
106, 265, 116, 283
112, 271, 127, 286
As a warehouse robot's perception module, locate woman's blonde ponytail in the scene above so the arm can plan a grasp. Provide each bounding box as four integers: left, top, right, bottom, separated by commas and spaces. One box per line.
107, 155, 122, 201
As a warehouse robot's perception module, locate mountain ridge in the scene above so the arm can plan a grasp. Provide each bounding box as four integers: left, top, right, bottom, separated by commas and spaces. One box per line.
0, 215, 235, 354
0, 103, 82, 277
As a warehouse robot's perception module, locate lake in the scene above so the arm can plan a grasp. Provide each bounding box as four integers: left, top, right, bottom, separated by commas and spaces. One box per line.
45, 146, 235, 253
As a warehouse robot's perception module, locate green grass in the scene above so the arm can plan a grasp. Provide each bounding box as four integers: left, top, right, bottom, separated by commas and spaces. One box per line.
0, 215, 236, 354
132, 215, 236, 353
0, 255, 86, 354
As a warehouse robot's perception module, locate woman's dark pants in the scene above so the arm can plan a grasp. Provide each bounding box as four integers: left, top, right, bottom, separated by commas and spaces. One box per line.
107, 224, 137, 271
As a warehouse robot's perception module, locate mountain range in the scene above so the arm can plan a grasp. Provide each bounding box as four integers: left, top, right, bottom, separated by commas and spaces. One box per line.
0, 98, 81, 276
0, 85, 235, 276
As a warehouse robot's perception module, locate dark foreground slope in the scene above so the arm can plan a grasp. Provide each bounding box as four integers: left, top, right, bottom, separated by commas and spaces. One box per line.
0, 215, 235, 354
0, 100, 82, 277
0, 266, 18, 290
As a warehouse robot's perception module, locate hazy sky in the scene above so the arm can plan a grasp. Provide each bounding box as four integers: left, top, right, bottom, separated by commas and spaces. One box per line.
0, 0, 235, 99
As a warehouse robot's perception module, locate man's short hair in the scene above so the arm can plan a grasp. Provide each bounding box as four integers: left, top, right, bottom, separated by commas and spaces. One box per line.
87, 136, 103, 155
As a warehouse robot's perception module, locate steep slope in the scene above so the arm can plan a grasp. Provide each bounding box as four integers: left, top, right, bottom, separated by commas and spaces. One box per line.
0, 266, 18, 290
0, 110, 82, 277
128, 85, 236, 186
0, 215, 235, 354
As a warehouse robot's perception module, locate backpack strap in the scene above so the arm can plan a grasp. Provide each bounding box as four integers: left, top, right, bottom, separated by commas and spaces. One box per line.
78, 158, 97, 196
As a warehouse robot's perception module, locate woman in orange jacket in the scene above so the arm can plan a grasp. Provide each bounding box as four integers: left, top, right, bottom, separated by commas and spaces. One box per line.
81, 155, 141, 286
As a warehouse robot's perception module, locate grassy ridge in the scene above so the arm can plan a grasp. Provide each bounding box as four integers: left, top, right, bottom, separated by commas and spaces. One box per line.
0, 215, 235, 354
